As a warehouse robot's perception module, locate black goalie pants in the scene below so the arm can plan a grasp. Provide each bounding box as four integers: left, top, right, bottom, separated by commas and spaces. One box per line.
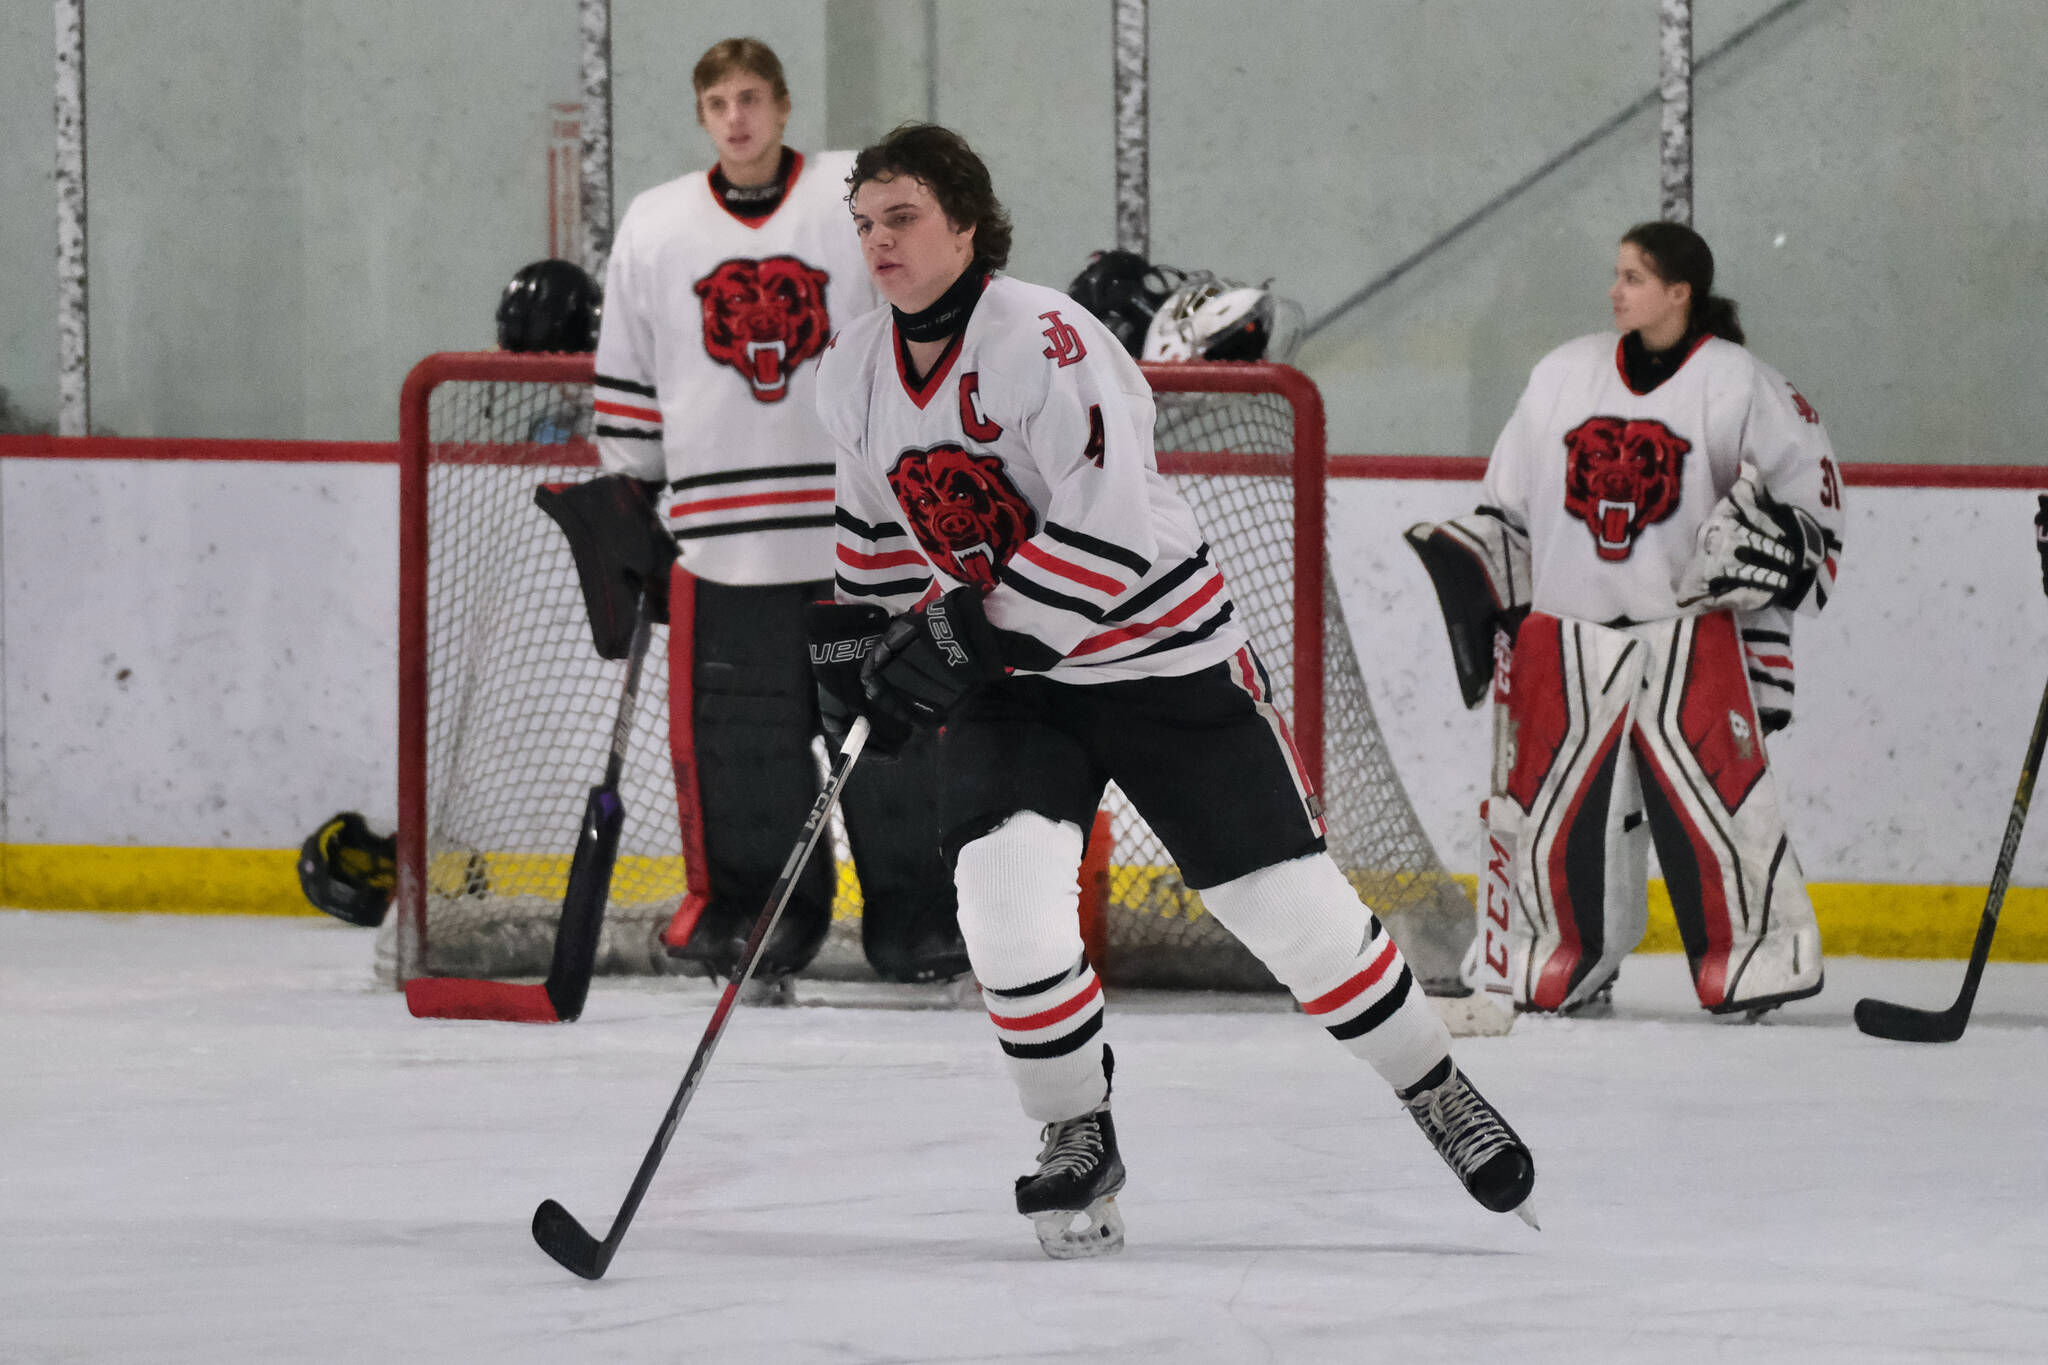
661, 575, 958, 980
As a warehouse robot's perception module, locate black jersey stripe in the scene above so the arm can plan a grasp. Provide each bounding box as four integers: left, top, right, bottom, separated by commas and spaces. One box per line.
594, 424, 663, 441
672, 513, 835, 540
993, 625, 1064, 673
997, 1009, 1104, 1059
1325, 967, 1413, 1041
593, 373, 658, 398
1740, 628, 1792, 646
671, 461, 835, 491
1102, 600, 1237, 665
1000, 567, 1107, 622
836, 506, 911, 543
1043, 522, 1152, 576
1100, 545, 1211, 624
836, 572, 933, 600
1748, 670, 1794, 694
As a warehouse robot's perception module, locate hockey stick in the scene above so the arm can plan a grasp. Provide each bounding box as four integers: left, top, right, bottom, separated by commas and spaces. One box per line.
403, 593, 657, 1024
1853, 667, 2048, 1043
532, 717, 872, 1279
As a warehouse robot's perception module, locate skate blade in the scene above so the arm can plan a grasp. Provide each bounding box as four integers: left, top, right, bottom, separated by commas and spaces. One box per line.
1511, 1199, 1540, 1231
1029, 1196, 1125, 1260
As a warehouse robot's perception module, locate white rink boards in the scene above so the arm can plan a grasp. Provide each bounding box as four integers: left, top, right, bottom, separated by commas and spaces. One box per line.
3, 910, 2045, 1365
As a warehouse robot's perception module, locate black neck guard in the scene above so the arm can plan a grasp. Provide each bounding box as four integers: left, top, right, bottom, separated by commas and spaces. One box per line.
894, 267, 988, 343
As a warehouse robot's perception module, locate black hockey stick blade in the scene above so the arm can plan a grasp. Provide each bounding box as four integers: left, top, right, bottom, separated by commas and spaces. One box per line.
532, 1198, 613, 1280
1853, 665, 2048, 1044
542, 784, 626, 1023
1852, 995, 1968, 1044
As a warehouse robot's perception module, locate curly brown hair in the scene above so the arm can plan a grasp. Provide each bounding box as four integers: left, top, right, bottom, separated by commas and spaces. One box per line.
847, 123, 1013, 272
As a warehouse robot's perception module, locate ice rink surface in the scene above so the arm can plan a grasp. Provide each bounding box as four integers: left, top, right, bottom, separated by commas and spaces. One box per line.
3, 912, 2045, 1365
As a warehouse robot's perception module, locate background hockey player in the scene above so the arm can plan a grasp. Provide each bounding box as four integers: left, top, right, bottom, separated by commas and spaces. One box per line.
810, 122, 1536, 1259
591, 39, 964, 988
1412, 221, 1844, 1018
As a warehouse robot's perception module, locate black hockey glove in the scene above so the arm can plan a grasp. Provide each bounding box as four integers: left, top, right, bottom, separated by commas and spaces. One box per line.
805, 601, 913, 759
860, 586, 1008, 729
2035, 494, 2047, 598
534, 475, 678, 659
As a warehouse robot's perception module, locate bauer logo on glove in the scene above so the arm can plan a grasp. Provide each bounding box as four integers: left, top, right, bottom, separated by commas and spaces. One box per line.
861, 586, 1008, 727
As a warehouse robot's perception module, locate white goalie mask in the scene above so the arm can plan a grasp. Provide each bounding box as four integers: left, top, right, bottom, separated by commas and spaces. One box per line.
1140, 272, 1303, 364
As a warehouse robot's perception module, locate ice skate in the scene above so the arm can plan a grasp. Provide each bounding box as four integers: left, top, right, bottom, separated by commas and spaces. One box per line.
1398, 1057, 1538, 1227
1014, 1050, 1126, 1260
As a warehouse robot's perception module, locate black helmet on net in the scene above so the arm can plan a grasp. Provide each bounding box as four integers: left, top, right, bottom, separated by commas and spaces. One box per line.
1066, 249, 1183, 359
496, 258, 601, 353
296, 811, 398, 927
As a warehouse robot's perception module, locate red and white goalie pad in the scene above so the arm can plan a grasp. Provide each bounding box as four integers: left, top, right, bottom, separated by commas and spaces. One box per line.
1500, 610, 1822, 1014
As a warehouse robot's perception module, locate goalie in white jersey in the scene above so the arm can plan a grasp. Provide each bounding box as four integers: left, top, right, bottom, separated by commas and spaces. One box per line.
1410, 221, 1844, 1018
590, 39, 962, 988
809, 123, 1536, 1259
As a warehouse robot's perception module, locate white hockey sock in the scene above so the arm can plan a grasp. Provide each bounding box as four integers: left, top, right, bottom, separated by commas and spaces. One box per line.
1202, 852, 1451, 1092
956, 813, 1108, 1123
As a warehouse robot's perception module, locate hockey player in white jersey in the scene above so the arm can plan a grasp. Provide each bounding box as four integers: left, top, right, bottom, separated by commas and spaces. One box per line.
1411, 221, 1843, 1018
808, 123, 1536, 1259
591, 39, 963, 989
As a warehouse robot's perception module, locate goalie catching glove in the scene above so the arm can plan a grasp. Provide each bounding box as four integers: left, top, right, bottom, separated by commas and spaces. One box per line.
1675, 463, 1826, 613
534, 475, 679, 660
861, 586, 1009, 729
805, 601, 913, 759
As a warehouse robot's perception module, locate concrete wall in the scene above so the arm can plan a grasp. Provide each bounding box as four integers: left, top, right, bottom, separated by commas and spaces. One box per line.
5, 451, 2042, 891
3, 1, 2044, 462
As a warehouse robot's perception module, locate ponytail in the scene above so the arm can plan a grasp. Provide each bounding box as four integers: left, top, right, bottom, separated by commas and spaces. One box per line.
1692, 293, 1744, 345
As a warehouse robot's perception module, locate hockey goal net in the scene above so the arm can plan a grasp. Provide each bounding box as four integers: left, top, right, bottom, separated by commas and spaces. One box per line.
385, 352, 1473, 994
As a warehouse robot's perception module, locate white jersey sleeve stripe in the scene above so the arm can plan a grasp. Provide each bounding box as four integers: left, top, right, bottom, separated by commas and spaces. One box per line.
1014, 540, 1128, 596
1042, 521, 1152, 577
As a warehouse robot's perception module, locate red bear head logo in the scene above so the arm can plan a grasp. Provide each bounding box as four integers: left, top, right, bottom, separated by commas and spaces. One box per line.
694, 256, 832, 403
887, 445, 1037, 592
1561, 416, 1690, 560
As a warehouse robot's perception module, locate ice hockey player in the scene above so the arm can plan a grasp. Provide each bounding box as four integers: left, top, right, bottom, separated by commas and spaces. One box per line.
809, 122, 1536, 1259
1410, 221, 1844, 1018
590, 38, 964, 991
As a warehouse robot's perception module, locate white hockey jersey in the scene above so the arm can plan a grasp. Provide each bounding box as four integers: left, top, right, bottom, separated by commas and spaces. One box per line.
593, 149, 880, 585
1483, 332, 1844, 626
816, 274, 1249, 685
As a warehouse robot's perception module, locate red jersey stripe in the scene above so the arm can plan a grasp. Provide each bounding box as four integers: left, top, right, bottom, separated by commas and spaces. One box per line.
594, 399, 661, 423
1069, 572, 1225, 657
838, 544, 929, 571
671, 487, 835, 517
1016, 541, 1125, 596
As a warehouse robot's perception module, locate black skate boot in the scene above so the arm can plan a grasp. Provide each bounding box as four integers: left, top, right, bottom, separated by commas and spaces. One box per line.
1397, 1057, 1538, 1227
1014, 1048, 1126, 1259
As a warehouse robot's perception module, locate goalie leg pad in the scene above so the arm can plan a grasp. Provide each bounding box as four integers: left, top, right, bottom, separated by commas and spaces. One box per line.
676, 580, 834, 975
1203, 852, 1451, 1092
956, 812, 1110, 1124
1630, 613, 1823, 1011
1504, 614, 1652, 1013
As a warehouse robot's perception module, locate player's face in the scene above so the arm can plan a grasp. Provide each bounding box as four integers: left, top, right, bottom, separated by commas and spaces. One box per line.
696, 72, 790, 183
850, 175, 977, 313
1610, 243, 1691, 347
